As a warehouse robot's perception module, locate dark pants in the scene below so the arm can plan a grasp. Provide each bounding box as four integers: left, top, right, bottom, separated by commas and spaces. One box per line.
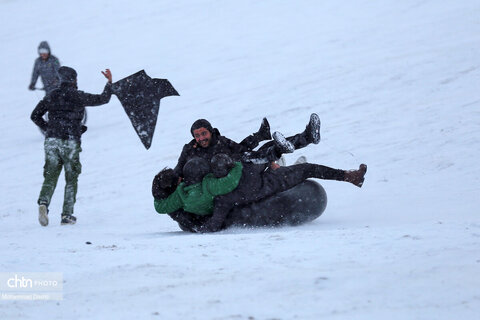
259, 131, 310, 152
242, 131, 311, 164
222, 163, 343, 208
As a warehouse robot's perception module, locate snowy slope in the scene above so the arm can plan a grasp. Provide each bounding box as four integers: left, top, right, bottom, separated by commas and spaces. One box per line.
1, 0, 479, 319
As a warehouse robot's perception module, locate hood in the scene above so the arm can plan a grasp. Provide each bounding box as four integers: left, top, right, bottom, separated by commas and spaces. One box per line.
58, 66, 77, 84
38, 41, 51, 55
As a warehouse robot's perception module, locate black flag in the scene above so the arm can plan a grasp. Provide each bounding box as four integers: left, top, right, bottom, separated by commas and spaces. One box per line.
112, 70, 179, 149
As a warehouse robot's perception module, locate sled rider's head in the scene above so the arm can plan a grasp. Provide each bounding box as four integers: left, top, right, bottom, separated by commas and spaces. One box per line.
211, 153, 235, 178
183, 157, 210, 186
152, 168, 177, 199
191, 119, 213, 148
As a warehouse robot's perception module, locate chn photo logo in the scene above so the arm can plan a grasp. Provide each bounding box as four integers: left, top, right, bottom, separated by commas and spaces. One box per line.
0, 272, 63, 301
7, 274, 33, 289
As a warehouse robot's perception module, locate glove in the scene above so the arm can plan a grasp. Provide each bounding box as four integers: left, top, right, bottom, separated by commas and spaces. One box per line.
81, 125, 88, 134
28, 83, 35, 90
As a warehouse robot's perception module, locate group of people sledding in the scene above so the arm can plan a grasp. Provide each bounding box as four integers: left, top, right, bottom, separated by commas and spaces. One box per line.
29, 41, 367, 230
152, 115, 367, 232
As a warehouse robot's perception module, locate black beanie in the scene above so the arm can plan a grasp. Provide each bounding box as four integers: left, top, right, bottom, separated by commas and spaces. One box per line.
183, 157, 210, 186
58, 66, 77, 84
190, 119, 213, 137
211, 153, 235, 178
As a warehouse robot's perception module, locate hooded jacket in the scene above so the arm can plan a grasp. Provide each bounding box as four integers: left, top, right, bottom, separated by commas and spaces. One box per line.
30, 41, 61, 94
31, 81, 112, 141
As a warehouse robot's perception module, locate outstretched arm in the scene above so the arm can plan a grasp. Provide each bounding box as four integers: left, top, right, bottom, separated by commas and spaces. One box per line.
78, 69, 113, 106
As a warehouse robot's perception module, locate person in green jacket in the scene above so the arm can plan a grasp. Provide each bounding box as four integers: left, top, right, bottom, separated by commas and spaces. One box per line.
154, 159, 243, 216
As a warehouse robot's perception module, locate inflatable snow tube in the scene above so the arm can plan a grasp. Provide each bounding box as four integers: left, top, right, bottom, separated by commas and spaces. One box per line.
224, 179, 327, 229
172, 180, 327, 232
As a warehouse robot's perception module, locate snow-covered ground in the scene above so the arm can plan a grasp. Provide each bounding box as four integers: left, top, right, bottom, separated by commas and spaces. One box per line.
1, 0, 479, 319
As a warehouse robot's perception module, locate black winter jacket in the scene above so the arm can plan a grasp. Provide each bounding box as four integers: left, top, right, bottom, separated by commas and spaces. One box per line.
31, 82, 112, 141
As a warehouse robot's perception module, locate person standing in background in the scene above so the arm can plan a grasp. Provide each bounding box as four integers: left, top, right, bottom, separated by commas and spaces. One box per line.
28, 41, 60, 95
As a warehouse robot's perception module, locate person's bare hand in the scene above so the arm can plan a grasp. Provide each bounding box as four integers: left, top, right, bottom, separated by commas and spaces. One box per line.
270, 162, 280, 170
101, 69, 112, 83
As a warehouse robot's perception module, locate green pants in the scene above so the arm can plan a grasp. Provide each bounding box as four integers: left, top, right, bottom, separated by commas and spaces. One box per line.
38, 138, 82, 215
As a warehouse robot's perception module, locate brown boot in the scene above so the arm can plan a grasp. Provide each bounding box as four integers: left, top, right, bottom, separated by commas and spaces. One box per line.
344, 164, 367, 187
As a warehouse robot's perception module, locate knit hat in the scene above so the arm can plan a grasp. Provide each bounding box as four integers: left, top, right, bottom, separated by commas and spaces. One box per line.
211, 153, 235, 178
183, 157, 210, 186
190, 119, 213, 137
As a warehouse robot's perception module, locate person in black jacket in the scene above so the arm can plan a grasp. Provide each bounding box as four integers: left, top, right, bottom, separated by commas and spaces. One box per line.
196, 154, 366, 232
172, 118, 271, 179
31, 66, 113, 226
173, 113, 321, 179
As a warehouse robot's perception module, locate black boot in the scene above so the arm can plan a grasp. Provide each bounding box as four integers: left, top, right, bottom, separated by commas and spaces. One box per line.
256, 117, 272, 140
61, 214, 77, 225
304, 113, 321, 144
278, 113, 321, 151
238, 118, 272, 150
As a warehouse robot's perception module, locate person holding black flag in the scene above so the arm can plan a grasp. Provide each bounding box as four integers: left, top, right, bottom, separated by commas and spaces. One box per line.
31, 66, 113, 226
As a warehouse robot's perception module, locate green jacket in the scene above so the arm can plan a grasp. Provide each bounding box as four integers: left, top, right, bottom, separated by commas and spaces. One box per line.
154, 162, 243, 215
